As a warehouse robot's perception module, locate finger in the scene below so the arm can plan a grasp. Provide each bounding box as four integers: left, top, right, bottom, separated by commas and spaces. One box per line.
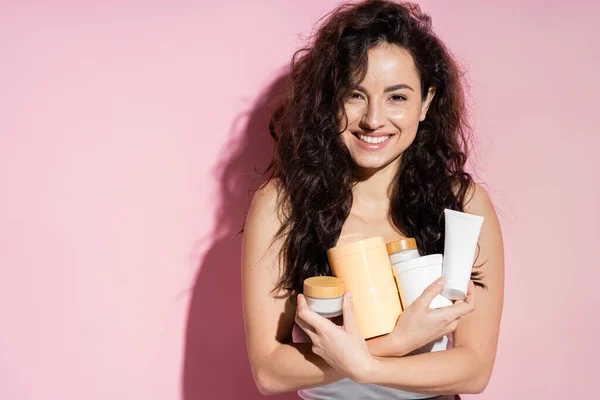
447, 281, 474, 305
296, 294, 330, 336
437, 298, 476, 322
311, 345, 324, 358
295, 295, 318, 340
412, 277, 445, 309
295, 317, 318, 342
446, 320, 459, 334
430, 281, 477, 323
342, 292, 361, 336
467, 279, 476, 294
465, 280, 476, 306
448, 280, 476, 310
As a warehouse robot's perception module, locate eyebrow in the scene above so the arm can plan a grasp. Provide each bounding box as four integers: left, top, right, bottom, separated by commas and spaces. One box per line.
355, 84, 414, 93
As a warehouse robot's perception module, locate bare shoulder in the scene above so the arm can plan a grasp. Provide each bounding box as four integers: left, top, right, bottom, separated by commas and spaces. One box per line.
245, 179, 286, 236
463, 183, 495, 216
247, 180, 283, 222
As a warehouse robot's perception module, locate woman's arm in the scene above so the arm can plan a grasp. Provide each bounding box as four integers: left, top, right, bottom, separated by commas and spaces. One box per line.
243, 181, 424, 394
244, 182, 502, 395
359, 184, 505, 394
242, 181, 345, 395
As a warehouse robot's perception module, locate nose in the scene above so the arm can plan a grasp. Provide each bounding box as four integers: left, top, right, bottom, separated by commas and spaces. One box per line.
359, 102, 385, 131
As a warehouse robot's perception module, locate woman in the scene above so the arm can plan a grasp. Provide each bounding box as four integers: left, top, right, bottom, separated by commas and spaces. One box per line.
242, 0, 504, 398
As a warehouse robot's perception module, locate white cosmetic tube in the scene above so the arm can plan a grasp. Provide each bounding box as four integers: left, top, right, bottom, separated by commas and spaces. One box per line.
442, 209, 484, 300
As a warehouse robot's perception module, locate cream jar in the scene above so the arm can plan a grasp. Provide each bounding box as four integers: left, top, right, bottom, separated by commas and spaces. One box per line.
387, 237, 420, 265
303, 276, 345, 318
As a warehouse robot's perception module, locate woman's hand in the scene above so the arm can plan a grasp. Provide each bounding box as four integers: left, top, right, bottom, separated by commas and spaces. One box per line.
370, 277, 476, 357
295, 292, 376, 383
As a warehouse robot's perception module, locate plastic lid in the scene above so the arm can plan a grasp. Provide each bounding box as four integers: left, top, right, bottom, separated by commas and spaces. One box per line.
386, 238, 418, 254
303, 276, 345, 299
326, 236, 386, 260
392, 254, 443, 275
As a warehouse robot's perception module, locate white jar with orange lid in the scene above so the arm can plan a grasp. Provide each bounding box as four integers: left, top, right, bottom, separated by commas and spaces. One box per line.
386, 237, 420, 265
303, 276, 345, 318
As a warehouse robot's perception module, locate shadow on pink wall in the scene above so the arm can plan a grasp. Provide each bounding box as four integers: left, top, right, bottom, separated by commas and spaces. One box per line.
182, 72, 297, 400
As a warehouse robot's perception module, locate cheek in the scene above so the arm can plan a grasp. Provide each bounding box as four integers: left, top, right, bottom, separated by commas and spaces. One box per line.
342, 103, 364, 126
339, 104, 362, 141
388, 103, 422, 131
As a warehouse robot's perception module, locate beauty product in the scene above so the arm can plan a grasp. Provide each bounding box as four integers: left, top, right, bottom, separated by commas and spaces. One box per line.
303, 276, 345, 318
442, 209, 484, 300
392, 254, 452, 309
388, 252, 452, 354
292, 277, 344, 344
386, 238, 420, 265
327, 237, 402, 339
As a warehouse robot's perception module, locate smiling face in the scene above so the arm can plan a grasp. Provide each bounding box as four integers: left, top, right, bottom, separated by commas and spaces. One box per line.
340, 43, 435, 173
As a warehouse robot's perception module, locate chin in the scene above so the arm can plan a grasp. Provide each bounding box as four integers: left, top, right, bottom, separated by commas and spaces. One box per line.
342, 132, 406, 173
351, 154, 399, 172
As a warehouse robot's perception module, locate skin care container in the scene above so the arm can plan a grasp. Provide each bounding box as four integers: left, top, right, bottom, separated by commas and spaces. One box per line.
303, 276, 345, 318
386, 238, 420, 265
392, 254, 453, 309
442, 209, 484, 300
387, 239, 452, 353
387, 238, 451, 309
327, 237, 402, 339
292, 277, 345, 344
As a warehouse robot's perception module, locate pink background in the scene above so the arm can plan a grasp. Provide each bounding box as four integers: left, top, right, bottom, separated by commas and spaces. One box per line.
1, 1, 598, 399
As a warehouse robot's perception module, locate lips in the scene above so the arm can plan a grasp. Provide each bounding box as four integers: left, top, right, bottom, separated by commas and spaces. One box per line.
352, 131, 394, 138
351, 131, 395, 151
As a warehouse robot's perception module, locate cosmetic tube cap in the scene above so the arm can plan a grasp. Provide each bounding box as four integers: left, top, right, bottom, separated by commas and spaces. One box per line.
386, 238, 418, 254
304, 277, 345, 299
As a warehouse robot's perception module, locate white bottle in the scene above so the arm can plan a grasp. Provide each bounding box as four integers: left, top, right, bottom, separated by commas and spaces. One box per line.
387, 238, 452, 353
442, 209, 484, 300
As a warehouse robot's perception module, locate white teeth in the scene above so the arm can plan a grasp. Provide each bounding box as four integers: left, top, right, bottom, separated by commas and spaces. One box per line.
358, 134, 391, 144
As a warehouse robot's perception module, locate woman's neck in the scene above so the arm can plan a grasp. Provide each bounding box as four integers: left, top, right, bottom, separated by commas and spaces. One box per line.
352, 157, 400, 215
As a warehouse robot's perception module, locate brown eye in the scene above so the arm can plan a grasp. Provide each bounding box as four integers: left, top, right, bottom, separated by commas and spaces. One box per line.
391, 94, 407, 101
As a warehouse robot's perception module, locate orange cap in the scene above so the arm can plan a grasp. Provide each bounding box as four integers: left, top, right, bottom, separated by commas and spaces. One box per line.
386, 238, 418, 254
303, 276, 345, 299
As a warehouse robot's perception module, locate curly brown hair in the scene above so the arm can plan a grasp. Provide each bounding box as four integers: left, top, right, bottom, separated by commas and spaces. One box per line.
266, 0, 482, 294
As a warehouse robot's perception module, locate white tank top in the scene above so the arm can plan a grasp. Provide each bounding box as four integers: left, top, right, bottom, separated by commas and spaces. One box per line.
298, 335, 451, 400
